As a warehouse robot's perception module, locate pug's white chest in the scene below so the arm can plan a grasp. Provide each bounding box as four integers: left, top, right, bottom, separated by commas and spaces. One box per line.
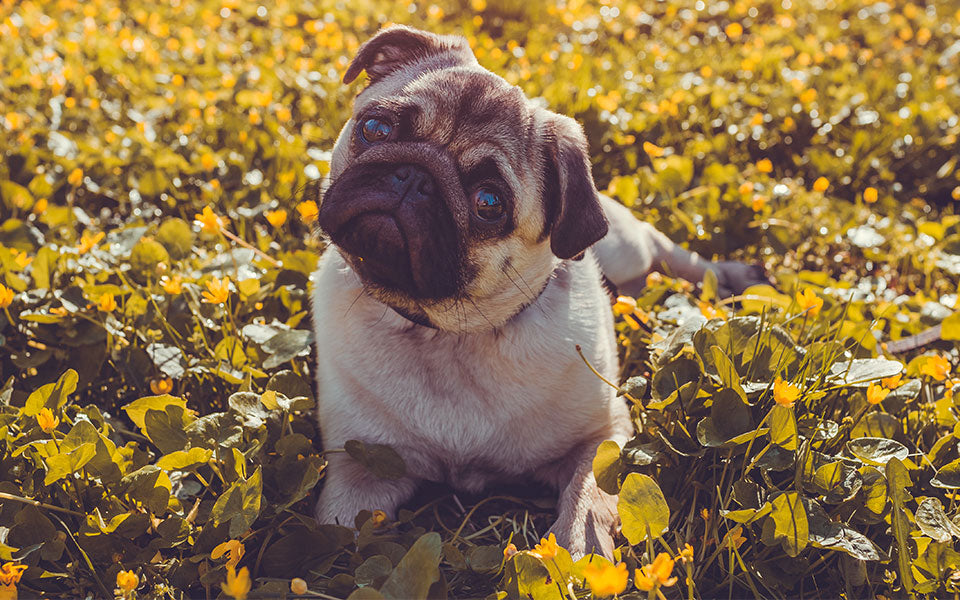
311, 249, 625, 490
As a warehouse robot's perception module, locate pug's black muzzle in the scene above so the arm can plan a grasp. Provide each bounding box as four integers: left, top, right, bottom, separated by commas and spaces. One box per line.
319, 157, 463, 300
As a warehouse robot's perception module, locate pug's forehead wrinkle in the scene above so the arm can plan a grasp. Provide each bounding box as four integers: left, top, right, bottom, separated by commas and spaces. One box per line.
455, 144, 519, 188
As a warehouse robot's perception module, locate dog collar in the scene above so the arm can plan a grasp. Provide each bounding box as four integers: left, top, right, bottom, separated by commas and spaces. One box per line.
388, 262, 612, 330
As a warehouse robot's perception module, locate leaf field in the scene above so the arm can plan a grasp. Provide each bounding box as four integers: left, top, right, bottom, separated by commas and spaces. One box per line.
2, 0, 960, 598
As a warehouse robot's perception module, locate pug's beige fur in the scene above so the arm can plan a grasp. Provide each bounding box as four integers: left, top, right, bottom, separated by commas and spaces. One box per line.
311, 25, 765, 558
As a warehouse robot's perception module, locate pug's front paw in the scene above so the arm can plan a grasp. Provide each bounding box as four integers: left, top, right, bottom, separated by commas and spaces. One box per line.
550, 481, 619, 560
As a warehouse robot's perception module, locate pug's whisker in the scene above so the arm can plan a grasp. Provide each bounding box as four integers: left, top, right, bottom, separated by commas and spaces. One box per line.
502, 268, 536, 308
371, 305, 391, 327
465, 297, 497, 331
508, 264, 540, 301
344, 284, 368, 319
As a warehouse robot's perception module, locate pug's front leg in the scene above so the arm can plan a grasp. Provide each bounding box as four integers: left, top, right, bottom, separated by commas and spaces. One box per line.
314, 452, 419, 527
544, 441, 622, 560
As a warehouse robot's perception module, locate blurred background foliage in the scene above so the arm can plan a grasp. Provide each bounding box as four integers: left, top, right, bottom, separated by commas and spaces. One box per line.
2, 0, 960, 598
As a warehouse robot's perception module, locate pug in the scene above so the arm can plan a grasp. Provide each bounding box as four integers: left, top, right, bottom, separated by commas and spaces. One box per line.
311, 25, 766, 558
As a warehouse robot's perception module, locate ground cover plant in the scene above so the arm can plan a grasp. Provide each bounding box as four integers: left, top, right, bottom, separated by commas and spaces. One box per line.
1, 0, 960, 597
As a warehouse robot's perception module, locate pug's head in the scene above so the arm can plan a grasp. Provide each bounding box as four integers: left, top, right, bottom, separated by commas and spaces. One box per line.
317, 25, 607, 332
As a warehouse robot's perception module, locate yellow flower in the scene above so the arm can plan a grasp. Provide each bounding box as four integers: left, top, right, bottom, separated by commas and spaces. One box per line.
921, 355, 952, 382
32, 198, 48, 214
642, 141, 664, 157
738, 182, 754, 196
200, 152, 217, 171
812, 176, 830, 192
0, 563, 27, 597
863, 187, 878, 203
202, 277, 231, 305
37, 408, 59, 433
953, 186, 960, 202
371, 509, 388, 527
0, 284, 13, 309
221, 566, 251, 600
98, 292, 117, 312
67, 168, 84, 186
634, 552, 677, 592
290, 577, 308, 595
882, 373, 902, 389
115, 570, 138, 594
773, 377, 800, 407
296, 200, 319, 223
800, 89, 818, 104
726, 526, 747, 549
150, 378, 173, 395
613, 295, 638, 316
265, 209, 288, 228
77, 231, 105, 254
699, 301, 722, 320
725, 22, 743, 40
583, 562, 629, 597
161, 275, 182, 295
0, 563, 27, 585
195, 205, 227, 234
212, 539, 246, 569
756, 158, 773, 173
680, 543, 694, 563
795, 288, 823, 316
751, 194, 767, 212
13, 251, 32, 268
866, 383, 889, 405
530, 532, 559, 560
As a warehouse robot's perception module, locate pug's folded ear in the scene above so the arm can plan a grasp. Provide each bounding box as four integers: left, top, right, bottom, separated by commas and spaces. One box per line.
541, 114, 609, 260
343, 25, 478, 85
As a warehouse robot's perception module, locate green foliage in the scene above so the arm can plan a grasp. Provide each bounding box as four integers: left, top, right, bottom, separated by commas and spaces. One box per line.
1, 0, 960, 598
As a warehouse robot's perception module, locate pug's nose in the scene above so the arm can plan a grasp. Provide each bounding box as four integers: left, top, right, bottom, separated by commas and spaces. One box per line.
391, 165, 436, 200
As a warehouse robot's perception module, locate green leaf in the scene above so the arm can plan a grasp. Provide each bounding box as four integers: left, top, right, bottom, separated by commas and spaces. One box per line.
380, 532, 442, 600
122, 465, 172, 514
702, 268, 719, 301
155, 447, 213, 471
886, 457, 915, 595
710, 345, 746, 401
851, 412, 901, 439
828, 358, 904, 385
846, 437, 909, 466
144, 406, 190, 454
23, 369, 78, 417
915, 498, 960, 543
932, 457, 960, 488
769, 491, 808, 557
502, 553, 562, 600
857, 466, 887, 517
942, 312, 960, 340
122, 395, 188, 430
344, 440, 407, 480
210, 467, 263, 538
354, 555, 393, 587
768, 404, 798, 451
618, 472, 670, 544
43, 442, 96, 485
592, 440, 622, 495
466, 546, 503, 574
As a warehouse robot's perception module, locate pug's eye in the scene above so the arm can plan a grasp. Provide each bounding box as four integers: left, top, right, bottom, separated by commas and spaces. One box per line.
359, 118, 393, 144
473, 187, 505, 221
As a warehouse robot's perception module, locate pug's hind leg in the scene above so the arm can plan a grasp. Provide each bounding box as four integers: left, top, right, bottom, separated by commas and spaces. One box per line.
594, 193, 768, 296
314, 452, 419, 528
